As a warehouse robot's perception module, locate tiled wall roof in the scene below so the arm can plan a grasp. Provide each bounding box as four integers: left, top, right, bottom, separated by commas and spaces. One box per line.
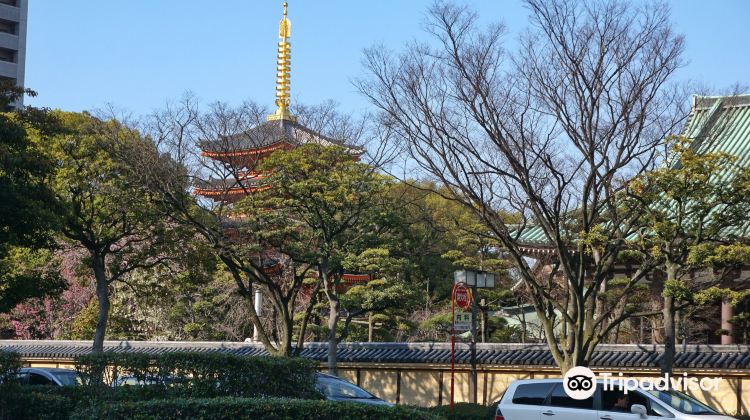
1, 341, 748, 370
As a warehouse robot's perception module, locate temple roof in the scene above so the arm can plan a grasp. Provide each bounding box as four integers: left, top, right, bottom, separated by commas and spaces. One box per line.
684, 94, 750, 169
200, 118, 364, 156
515, 94, 750, 251
194, 176, 265, 192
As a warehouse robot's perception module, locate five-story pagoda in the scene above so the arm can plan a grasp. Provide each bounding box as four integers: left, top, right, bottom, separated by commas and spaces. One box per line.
193, 2, 369, 295
194, 1, 362, 203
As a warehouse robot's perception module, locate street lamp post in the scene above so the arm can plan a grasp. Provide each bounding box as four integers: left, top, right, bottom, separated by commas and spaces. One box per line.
453, 269, 495, 405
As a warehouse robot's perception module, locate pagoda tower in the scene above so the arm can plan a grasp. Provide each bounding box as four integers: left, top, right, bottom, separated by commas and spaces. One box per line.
194, 1, 362, 203
194, 2, 369, 291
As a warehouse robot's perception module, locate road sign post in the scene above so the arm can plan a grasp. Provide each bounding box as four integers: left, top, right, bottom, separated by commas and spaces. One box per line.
454, 270, 496, 404
450, 282, 472, 414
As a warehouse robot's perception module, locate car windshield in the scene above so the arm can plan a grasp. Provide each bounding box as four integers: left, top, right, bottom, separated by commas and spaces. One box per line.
52, 371, 81, 386
646, 389, 719, 415
316, 376, 377, 399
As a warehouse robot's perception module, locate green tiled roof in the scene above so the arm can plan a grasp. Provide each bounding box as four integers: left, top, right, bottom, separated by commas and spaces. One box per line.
685, 95, 750, 169
515, 94, 750, 249
512, 224, 551, 247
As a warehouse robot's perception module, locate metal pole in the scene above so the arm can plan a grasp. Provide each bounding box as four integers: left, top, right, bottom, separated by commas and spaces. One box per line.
252, 287, 263, 341
450, 283, 456, 414
470, 283, 478, 404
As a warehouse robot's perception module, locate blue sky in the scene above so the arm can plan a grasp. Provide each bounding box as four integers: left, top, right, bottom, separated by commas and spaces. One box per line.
27, 1, 750, 116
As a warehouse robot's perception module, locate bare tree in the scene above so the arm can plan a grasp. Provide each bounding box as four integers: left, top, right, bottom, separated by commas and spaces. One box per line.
358, 0, 687, 372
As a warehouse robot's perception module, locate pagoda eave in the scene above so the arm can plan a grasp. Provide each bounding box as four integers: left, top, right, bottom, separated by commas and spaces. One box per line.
200, 141, 294, 159
193, 185, 272, 201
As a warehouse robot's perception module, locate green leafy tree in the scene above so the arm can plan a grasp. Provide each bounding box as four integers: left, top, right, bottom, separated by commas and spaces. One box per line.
35, 112, 185, 353
146, 98, 377, 356
0, 84, 65, 311
384, 182, 457, 306
625, 136, 750, 373
239, 144, 394, 373
0, 248, 63, 314
428, 188, 516, 342
104, 241, 251, 342
340, 248, 424, 342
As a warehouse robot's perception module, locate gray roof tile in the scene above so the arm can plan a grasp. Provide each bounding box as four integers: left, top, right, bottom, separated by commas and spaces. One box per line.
1, 341, 748, 370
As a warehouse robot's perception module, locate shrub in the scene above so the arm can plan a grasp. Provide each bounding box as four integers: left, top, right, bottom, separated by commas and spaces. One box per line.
427, 402, 494, 419
0, 386, 77, 420
73, 352, 321, 400
0, 351, 21, 385
75, 352, 153, 387
70, 397, 441, 420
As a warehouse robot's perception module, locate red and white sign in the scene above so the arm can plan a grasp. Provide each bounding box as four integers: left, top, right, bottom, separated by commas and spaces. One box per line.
453, 284, 471, 309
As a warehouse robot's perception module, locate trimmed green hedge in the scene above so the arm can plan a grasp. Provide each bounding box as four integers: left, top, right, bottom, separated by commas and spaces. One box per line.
0, 385, 77, 420
70, 397, 440, 420
427, 402, 495, 419
1, 351, 441, 420
74, 352, 321, 399
0, 350, 21, 384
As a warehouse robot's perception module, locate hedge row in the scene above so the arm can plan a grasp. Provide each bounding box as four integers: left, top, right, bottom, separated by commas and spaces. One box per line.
1, 392, 439, 420
0, 385, 76, 420
0, 351, 444, 419
70, 397, 440, 420
73, 351, 321, 399
0, 351, 21, 384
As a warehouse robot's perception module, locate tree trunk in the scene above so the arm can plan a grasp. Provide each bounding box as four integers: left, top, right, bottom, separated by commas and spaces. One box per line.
661, 295, 676, 374
651, 316, 663, 343
320, 259, 340, 375
425, 279, 430, 310
661, 263, 678, 375
92, 255, 109, 354
277, 306, 294, 357
295, 283, 321, 355
327, 296, 340, 375
368, 313, 374, 342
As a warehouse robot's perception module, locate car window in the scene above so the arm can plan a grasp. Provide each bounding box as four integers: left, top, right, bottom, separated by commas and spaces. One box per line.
316, 376, 375, 399
601, 388, 652, 414
547, 383, 594, 409
646, 389, 718, 415
512, 383, 555, 406
28, 373, 54, 386
53, 371, 81, 386
649, 400, 672, 417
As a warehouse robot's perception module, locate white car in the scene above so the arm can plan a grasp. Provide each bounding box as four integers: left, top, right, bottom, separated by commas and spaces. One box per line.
496, 379, 735, 420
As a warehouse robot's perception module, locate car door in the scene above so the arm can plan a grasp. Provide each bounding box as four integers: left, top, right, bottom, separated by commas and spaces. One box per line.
27, 372, 55, 386
540, 383, 598, 420
598, 388, 665, 420
503, 382, 556, 420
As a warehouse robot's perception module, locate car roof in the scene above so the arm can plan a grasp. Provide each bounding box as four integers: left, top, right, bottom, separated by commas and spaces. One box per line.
508, 378, 666, 392
511, 379, 562, 384
20, 367, 76, 373
315, 373, 346, 380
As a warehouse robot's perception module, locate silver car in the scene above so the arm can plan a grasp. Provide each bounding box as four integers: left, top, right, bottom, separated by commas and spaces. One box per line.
18, 367, 80, 386
496, 379, 735, 420
314, 373, 393, 406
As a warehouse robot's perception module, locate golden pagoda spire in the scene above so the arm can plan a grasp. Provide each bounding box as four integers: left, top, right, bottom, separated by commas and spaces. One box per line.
268, 1, 295, 121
